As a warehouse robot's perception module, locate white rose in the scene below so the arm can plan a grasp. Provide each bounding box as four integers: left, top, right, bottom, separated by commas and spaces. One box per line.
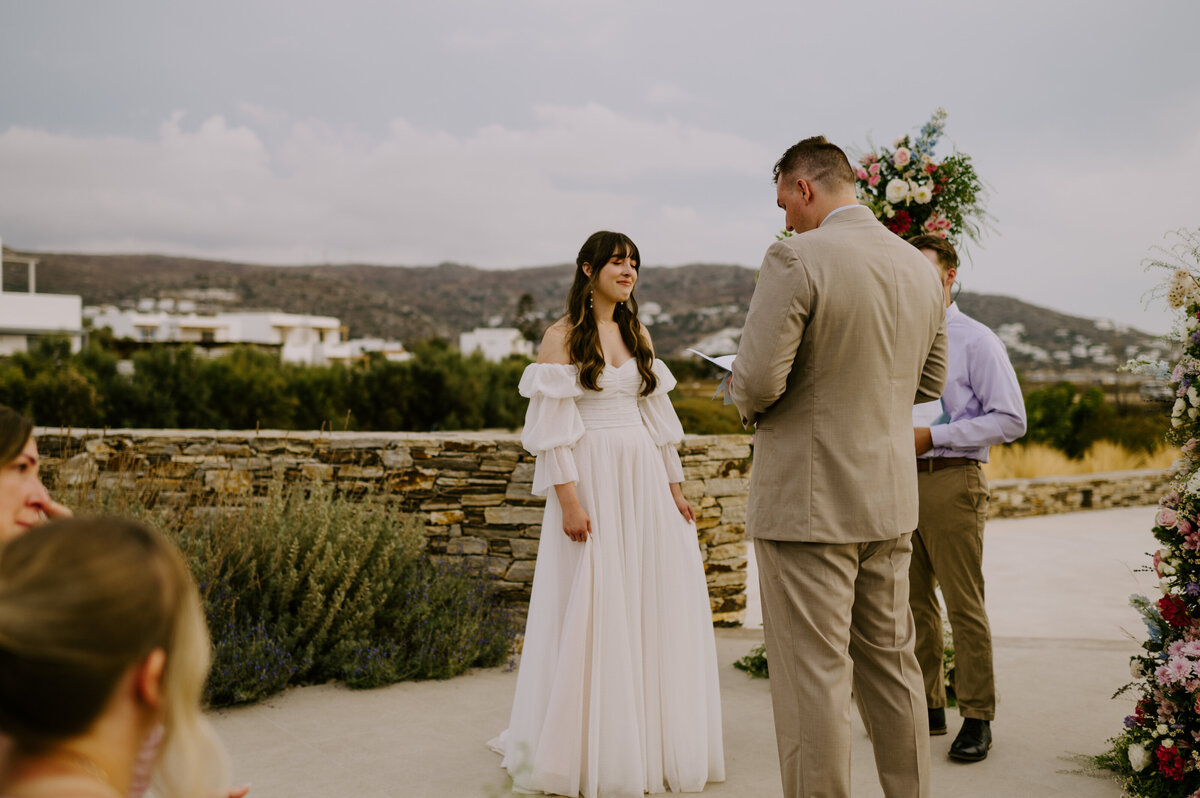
1174, 397, 1187, 417
1129, 742, 1151, 771
1162, 562, 1177, 575
1164, 738, 1176, 749
886, 179, 910, 204
1189, 386, 1199, 406
912, 183, 933, 204
1187, 315, 1199, 332
1188, 407, 1197, 420
1158, 724, 1170, 736
1175, 416, 1185, 428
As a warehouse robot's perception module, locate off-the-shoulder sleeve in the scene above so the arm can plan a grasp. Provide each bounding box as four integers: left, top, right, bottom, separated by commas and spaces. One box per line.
638, 359, 685, 482
519, 364, 586, 496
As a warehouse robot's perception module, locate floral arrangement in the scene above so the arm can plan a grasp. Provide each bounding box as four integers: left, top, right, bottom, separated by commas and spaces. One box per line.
1100, 229, 1200, 796
854, 108, 988, 243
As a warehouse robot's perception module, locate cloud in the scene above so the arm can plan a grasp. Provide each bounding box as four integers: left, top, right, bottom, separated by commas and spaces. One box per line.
0, 105, 777, 269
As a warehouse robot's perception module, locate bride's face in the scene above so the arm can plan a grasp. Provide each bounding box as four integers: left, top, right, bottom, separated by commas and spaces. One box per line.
587, 246, 638, 306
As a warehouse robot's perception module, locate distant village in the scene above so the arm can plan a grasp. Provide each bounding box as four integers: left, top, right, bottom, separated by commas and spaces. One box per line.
0, 246, 534, 366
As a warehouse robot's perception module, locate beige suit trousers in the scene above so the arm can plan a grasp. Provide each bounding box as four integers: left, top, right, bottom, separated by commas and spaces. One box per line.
909, 463, 995, 720
756, 535, 930, 798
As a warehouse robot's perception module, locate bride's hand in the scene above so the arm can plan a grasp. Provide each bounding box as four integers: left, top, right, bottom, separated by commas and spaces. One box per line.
561, 501, 592, 542
670, 484, 696, 524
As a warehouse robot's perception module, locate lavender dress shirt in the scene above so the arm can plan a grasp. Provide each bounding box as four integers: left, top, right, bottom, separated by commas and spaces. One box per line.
919, 302, 1026, 463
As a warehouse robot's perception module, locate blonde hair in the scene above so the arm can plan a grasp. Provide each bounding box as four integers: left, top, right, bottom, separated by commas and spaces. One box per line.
0, 517, 230, 798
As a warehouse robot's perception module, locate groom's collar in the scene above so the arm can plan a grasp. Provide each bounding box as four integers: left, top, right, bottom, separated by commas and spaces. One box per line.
819, 204, 872, 228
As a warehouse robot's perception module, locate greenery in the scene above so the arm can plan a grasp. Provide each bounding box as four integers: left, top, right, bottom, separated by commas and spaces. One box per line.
0, 336, 530, 432
1019, 381, 1169, 459
77, 481, 519, 707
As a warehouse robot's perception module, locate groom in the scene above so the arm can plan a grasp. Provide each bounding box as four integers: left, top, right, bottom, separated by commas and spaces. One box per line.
731, 136, 947, 798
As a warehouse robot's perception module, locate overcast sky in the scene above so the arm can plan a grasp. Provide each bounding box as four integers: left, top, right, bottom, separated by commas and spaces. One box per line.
2, 1, 1197, 333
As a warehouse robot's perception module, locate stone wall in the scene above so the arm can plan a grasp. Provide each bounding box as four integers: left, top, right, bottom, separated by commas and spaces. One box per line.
34, 427, 1174, 630
987, 469, 1173, 518
34, 429, 752, 626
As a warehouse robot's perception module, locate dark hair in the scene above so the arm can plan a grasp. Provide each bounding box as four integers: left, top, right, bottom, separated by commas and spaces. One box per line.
0, 405, 34, 467
908, 234, 959, 272
565, 231, 657, 396
772, 136, 855, 189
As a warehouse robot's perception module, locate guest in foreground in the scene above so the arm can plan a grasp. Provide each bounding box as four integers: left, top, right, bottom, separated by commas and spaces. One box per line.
0, 516, 232, 798
908, 234, 1026, 761
490, 231, 724, 797
731, 136, 947, 798
0, 404, 72, 543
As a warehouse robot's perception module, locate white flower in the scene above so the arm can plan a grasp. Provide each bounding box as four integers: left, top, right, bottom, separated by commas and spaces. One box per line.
1169, 284, 1189, 309
1169, 270, 1196, 309
1188, 407, 1197, 420
1129, 742, 1151, 771
912, 183, 933, 204
1174, 416, 1185, 428
1190, 386, 1200, 406
1164, 738, 1176, 749
886, 179, 910, 204
1187, 314, 1199, 332
1158, 724, 1170, 736
1174, 397, 1187, 417
1131, 659, 1144, 678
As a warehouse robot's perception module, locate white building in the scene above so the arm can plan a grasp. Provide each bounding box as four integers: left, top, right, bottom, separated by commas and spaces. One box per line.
459, 327, 535, 362
0, 242, 85, 355
88, 306, 346, 365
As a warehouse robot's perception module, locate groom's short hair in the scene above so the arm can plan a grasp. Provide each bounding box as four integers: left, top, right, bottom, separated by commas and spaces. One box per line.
773, 136, 855, 189
908, 234, 959, 273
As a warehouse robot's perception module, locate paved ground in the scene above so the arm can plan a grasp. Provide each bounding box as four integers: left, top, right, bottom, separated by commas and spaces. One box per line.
209, 505, 1161, 797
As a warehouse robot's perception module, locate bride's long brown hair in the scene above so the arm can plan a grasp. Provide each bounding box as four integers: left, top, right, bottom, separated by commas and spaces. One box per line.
565, 231, 657, 397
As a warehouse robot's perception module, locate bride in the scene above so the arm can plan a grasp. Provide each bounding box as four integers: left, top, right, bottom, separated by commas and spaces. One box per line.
490, 231, 724, 797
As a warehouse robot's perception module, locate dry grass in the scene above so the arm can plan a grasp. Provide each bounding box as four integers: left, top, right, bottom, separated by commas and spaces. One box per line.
982, 441, 1179, 480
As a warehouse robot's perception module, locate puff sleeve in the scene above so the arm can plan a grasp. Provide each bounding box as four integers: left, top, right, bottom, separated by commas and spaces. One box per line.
519, 364, 586, 496
638, 359, 686, 483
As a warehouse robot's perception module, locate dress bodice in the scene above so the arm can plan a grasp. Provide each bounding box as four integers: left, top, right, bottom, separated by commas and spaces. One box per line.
576, 361, 644, 430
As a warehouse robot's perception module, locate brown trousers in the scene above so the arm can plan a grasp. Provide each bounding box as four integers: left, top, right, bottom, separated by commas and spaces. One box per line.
910, 463, 995, 720
756, 535, 930, 798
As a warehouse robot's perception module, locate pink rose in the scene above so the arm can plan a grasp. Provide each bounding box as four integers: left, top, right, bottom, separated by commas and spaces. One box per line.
856, 168, 869, 180
1159, 508, 1179, 529
869, 163, 881, 175
867, 174, 881, 187
938, 218, 951, 229
1179, 518, 1194, 536
893, 147, 912, 167
937, 230, 949, 239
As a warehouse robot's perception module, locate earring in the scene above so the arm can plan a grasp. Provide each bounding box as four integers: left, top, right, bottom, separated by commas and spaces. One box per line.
588, 291, 593, 309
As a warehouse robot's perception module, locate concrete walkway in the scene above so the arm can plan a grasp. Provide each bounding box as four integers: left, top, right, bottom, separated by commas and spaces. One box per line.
209, 505, 1161, 797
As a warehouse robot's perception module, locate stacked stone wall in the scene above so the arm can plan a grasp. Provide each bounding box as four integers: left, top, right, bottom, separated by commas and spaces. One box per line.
34, 427, 1174, 630
34, 429, 752, 626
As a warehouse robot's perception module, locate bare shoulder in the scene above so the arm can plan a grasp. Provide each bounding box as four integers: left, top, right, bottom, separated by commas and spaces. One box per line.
538, 318, 572, 364
637, 323, 656, 358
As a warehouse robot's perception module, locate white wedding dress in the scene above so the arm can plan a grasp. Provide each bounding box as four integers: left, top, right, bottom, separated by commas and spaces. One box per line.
490, 359, 725, 798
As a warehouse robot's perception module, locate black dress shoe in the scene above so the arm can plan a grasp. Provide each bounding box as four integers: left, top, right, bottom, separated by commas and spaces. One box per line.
928, 708, 947, 736
949, 718, 992, 761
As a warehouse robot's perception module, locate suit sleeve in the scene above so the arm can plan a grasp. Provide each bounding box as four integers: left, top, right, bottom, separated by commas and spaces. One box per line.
916, 313, 948, 404
731, 240, 810, 426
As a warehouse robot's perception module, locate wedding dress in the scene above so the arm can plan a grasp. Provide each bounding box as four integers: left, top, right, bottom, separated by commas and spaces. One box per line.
490, 359, 725, 798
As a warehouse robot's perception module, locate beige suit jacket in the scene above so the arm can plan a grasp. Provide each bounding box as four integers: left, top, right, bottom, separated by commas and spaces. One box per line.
732, 205, 947, 544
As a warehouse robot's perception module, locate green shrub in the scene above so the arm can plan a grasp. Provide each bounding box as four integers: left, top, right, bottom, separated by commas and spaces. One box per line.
71, 481, 520, 707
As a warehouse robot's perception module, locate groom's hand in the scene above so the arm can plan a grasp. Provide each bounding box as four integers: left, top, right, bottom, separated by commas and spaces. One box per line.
914, 427, 933, 455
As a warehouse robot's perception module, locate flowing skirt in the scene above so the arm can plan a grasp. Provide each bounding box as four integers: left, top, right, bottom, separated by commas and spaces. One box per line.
490, 423, 725, 797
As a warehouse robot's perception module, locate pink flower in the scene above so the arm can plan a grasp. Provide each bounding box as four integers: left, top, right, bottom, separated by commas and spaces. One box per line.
938, 218, 952, 229
1166, 656, 1195, 683
937, 230, 949, 239
1185, 530, 1200, 551
893, 147, 912, 167
1180, 517, 1194, 535
868, 163, 881, 175
856, 168, 869, 180
924, 163, 937, 174
1159, 508, 1180, 529
867, 174, 881, 187
1174, 365, 1187, 382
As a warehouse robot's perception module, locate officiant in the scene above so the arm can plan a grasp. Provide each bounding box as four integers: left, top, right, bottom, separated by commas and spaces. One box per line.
909, 234, 1026, 763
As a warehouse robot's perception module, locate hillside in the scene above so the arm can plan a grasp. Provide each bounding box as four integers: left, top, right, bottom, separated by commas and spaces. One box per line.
2, 249, 1169, 374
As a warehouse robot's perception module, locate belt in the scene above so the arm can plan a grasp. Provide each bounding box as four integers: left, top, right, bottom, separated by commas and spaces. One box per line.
916, 457, 979, 473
